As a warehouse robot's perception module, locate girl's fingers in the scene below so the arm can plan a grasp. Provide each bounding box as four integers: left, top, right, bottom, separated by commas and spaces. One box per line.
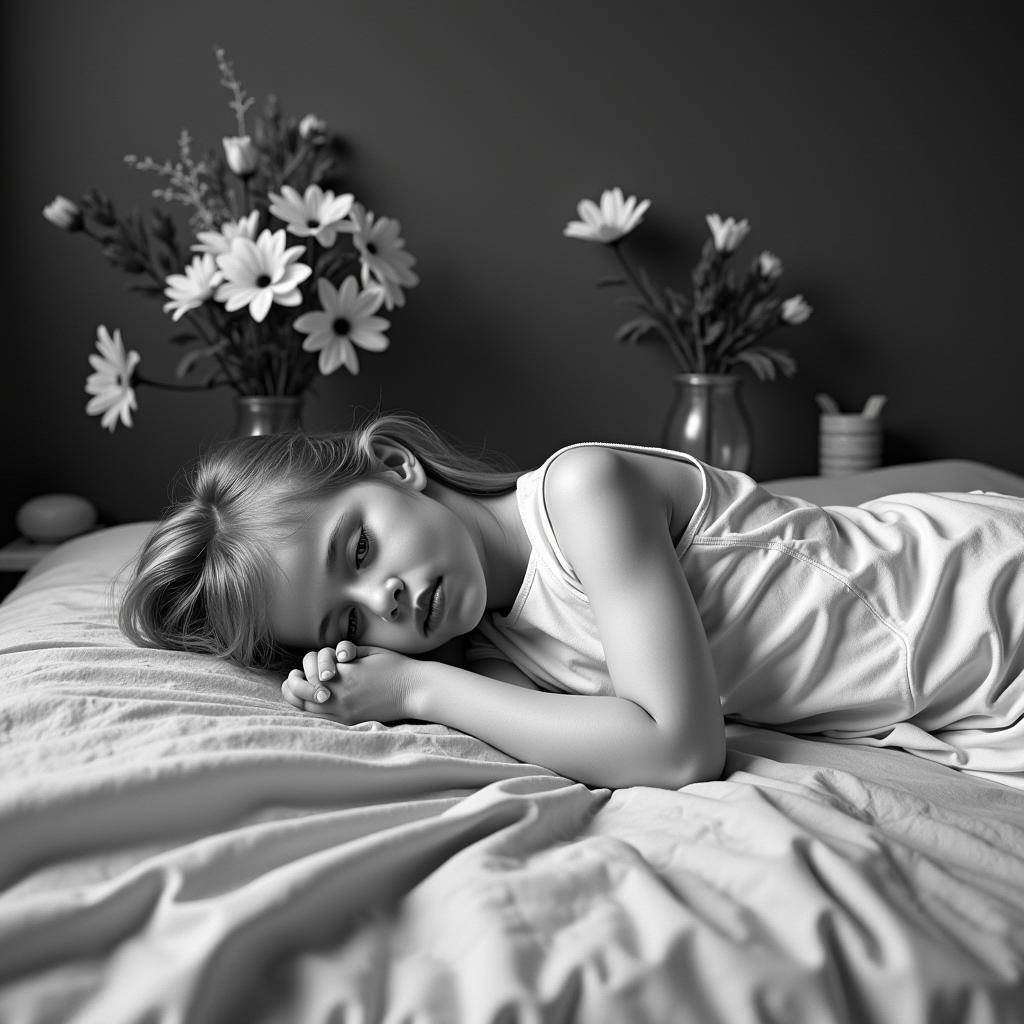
286, 668, 332, 705
281, 679, 304, 709
284, 645, 359, 716
302, 649, 320, 682
316, 646, 338, 681
335, 640, 358, 663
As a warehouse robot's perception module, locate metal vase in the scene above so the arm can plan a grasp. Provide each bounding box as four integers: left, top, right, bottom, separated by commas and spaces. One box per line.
232, 395, 305, 436
661, 374, 751, 472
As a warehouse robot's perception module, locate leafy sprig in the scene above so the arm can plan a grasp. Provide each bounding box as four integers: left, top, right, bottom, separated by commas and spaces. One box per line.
566, 191, 812, 380
215, 46, 254, 137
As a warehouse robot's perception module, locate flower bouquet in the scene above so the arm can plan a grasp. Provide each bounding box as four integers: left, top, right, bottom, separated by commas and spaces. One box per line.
43, 48, 418, 432
564, 187, 811, 380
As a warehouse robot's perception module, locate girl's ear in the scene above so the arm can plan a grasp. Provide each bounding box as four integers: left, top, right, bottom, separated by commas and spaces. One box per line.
369, 439, 428, 491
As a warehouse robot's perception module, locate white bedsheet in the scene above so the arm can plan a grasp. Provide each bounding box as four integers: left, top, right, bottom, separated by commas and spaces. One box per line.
2, 465, 1024, 1023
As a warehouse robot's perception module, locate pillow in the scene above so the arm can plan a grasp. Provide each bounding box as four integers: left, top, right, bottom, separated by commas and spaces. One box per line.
763, 459, 1024, 506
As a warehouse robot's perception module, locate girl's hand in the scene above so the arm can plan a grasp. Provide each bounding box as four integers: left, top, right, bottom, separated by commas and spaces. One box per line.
281, 641, 417, 724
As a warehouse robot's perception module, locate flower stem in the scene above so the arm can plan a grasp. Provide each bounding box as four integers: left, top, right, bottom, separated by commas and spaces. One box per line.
280, 143, 308, 185
183, 309, 247, 391
610, 242, 697, 371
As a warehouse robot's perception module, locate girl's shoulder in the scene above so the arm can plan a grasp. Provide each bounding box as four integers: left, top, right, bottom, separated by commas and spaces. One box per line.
540, 443, 705, 543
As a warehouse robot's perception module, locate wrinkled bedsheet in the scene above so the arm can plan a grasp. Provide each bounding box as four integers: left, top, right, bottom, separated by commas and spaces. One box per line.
1, 521, 1023, 1024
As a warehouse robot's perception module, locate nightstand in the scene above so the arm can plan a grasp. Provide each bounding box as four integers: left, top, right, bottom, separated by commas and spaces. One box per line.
0, 531, 110, 601
0, 537, 62, 600
0, 537, 60, 574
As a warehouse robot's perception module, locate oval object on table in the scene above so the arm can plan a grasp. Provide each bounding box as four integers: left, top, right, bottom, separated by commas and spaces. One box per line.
16, 494, 98, 543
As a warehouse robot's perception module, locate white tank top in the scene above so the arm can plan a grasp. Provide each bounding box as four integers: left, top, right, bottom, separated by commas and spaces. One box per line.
470, 443, 1024, 745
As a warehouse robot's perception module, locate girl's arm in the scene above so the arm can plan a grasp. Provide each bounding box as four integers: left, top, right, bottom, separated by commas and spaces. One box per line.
415, 446, 724, 788
287, 651, 717, 789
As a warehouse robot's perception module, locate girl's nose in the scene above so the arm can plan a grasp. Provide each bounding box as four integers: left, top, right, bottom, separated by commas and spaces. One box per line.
367, 576, 403, 622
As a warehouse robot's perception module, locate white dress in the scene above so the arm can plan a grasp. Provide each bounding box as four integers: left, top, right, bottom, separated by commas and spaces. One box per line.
470, 443, 1024, 788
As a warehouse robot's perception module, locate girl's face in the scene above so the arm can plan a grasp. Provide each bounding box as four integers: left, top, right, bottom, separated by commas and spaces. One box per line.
265, 474, 489, 656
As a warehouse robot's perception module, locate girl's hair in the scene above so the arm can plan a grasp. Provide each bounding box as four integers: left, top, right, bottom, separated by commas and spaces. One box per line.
118, 411, 521, 670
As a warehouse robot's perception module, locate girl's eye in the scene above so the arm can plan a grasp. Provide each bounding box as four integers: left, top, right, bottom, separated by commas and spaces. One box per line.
346, 607, 360, 642
355, 527, 370, 568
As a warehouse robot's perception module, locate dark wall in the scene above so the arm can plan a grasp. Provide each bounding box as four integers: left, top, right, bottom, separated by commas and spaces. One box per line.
2, 0, 1020, 539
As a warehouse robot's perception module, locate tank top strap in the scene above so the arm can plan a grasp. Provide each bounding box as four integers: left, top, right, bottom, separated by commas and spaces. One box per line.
520, 442, 791, 563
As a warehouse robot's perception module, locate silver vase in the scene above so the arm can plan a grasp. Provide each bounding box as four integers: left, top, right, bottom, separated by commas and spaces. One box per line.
661, 374, 751, 472
232, 395, 305, 436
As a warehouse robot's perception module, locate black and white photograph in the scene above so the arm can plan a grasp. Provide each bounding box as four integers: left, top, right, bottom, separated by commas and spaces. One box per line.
1, 2, 1022, 1021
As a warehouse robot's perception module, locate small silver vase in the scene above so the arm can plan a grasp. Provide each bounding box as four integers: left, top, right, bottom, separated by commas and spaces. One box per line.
661, 373, 751, 472
232, 395, 305, 436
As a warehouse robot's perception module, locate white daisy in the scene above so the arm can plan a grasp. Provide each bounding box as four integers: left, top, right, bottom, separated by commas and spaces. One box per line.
757, 251, 784, 280
268, 184, 355, 248
564, 187, 650, 244
350, 203, 419, 309
298, 114, 327, 142
363, 276, 407, 312
214, 229, 312, 323
43, 195, 83, 231
294, 276, 390, 375
85, 325, 140, 432
163, 253, 222, 321
781, 295, 813, 325
706, 213, 751, 253
191, 211, 260, 257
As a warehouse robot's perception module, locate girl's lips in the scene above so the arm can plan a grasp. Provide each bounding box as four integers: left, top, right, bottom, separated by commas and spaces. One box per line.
424, 577, 444, 635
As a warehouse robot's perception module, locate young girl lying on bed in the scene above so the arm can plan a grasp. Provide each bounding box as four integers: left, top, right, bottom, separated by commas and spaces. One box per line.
120, 412, 1024, 790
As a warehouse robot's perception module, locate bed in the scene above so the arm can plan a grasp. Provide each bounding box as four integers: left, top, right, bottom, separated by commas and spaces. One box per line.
2, 460, 1023, 1024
